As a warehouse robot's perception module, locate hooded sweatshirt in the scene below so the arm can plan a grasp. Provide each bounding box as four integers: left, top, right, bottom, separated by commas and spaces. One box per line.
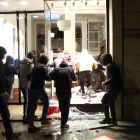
4, 55, 18, 85
49, 53, 64, 68
19, 58, 34, 89
100, 53, 124, 93
76, 49, 97, 72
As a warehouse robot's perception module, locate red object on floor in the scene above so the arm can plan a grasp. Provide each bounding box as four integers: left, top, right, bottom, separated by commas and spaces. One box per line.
2, 131, 6, 136
48, 106, 59, 115
90, 134, 117, 140
14, 88, 19, 98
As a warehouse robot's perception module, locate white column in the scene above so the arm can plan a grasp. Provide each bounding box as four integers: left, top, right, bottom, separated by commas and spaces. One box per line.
64, 13, 75, 63
81, 20, 87, 50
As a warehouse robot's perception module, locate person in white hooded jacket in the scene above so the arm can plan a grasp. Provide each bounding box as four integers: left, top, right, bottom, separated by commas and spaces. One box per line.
76, 49, 97, 96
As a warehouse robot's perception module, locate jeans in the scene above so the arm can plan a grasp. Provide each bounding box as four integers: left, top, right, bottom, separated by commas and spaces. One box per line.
92, 73, 100, 92
20, 88, 31, 118
0, 96, 13, 139
56, 91, 71, 126
101, 90, 121, 119
29, 89, 49, 126
79, 71, 92, 95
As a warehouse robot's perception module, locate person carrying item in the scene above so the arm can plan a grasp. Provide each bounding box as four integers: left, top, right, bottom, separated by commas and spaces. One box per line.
99, 53, 123, 125
4, 55, 18, 102
76, 49, 97, 97
0, 46, 21, 140
92, 55, 106, 93
19, 51, 36, 123
49, 59, 77, 130
28, 55, 52, 133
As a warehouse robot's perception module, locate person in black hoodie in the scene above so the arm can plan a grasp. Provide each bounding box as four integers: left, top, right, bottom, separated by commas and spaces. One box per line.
99, 53, 123, 125
4, 55, 18, 101
49, 59, 77, 129
0, 46, 21, 140
28, 55, 51, 133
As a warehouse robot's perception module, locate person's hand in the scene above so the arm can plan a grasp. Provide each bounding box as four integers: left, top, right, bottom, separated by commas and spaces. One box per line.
102, 82, 105, 87
1, 92, 9, 99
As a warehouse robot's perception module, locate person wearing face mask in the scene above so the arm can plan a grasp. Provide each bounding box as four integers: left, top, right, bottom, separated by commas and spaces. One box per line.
99, 53, 123, 125
19, 51, 37, 124
0, 46, 21, 140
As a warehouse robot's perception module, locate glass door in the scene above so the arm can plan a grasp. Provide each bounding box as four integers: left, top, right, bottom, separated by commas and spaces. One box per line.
44, 1, 53, 100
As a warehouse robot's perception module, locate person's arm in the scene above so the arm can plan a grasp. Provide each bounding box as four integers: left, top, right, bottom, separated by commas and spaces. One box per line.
105, 66, 116, 85
42, 66, 51, 81
13, 66, 18, 75
49, 69, 56, 80
0, 62, 6, 95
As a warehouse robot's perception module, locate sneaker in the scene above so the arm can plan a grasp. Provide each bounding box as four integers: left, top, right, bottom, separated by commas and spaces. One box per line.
109, 118, 118, 125
61, 124, 69, 130
99, 118, 111, 124
28, 126, 40, 133
7, 132, 21, 140
41, 119, 52, 125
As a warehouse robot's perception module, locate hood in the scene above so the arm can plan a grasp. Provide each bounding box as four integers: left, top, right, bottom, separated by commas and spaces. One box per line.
81, 49, 88, 55
100, 53, 112, 66
0, 46, 7, 59
58, 52, 64, 58
21, 57, 32, 64
6, 55, 14, 64
59, 62, 68, 68
39, 55, 49, 65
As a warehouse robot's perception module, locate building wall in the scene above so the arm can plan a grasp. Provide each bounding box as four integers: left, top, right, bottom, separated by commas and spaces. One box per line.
123, 0, 140, 120
110, 0, 140, 120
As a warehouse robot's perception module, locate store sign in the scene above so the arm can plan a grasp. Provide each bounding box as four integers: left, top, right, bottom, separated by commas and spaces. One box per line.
45, 14, 60, 20
124, 29, 140, 38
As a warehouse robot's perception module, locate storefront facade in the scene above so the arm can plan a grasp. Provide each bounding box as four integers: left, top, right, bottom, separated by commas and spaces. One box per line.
1, 0, 139, 121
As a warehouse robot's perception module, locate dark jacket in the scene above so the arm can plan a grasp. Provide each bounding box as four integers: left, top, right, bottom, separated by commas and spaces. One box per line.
105, 62, 124, 93
92, 63, 105, 74
4, 55, 18, 85
30, 63, 51, 89
0, 60, 6, 95
49, 63, 77, 93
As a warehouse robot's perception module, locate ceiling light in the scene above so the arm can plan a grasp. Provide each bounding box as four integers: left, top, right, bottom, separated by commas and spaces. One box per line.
84, 2, 87, 8
97, 1, 99, 6
51, 2, 54, 9
0, 2, 9, 6
20, 1, 28, 5
33, 16, 38, 18
72, 2, 76, 8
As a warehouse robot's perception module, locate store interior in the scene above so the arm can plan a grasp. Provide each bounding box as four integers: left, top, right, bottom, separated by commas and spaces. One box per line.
0, 0, 106, 116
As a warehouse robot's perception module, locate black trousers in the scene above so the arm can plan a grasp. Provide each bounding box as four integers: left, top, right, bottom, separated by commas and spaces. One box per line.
101, 90, 120, 119
92, 73, 100, 92
0, 96, 13, 139
79, 71, 92, 94
20, 88, 31, 118
56, 91, 71, 126
5, 85, 12, 102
